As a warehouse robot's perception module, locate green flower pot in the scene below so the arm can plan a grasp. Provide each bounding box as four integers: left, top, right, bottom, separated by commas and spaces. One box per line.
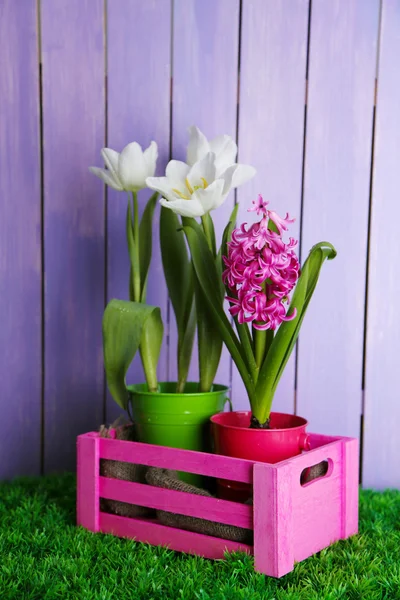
128, 382, 230, 486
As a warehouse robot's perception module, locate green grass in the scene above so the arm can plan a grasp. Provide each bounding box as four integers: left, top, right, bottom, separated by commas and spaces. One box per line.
0, 475, 399, 599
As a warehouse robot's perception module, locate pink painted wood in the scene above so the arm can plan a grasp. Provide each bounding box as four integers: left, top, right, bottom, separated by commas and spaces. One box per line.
106, 0, 171, 422
296, 0, 380, 437
254, 462, 293, 578
99, 512, 252, 559
232, 0, 309, 413
41, 0, 105, 471
99, 477, 253, 529
77, 431, 359, 578
0, 0, 42, 478
170, 0, 240, 385
363, 0, 400, 490
76, 433, 100, 532
99, 437, 254, 483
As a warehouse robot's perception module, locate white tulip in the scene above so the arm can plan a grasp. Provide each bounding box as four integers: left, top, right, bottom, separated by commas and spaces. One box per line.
89, 141, 158, 192
186, 125, 255, 188
146, 152, 247, 218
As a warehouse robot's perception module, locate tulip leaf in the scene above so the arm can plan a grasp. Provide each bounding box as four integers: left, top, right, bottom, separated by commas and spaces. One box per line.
139, 192, 158, 302
177, 298, 196, 393
217, 203, 239, 281
183, 222, 257, 403
254, 242, 337, 423
160, 207, 195, 386
103, 299, 163, 409
195, 277, 223, 392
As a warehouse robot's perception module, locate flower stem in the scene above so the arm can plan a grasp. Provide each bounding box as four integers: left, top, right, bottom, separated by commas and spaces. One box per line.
201, 214, 214, 254
132, 191, 141, 301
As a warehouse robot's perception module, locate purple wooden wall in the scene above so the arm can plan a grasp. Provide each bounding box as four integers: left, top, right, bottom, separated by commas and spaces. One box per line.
0, 0, 397, 489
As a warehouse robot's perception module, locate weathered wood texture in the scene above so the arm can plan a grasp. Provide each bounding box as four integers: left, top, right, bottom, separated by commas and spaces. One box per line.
106, 0, 171, 423
296, 0, 380, 437
1, 2, 397, 489
0, 0, 42, 479
233, 0, 309, 412
363, 0, 400, 489
41, 0, 105, 472
170, 0, 240, 385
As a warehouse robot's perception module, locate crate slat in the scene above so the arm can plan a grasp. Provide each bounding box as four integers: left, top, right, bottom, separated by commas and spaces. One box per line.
99, 477, 253, 529
99, 512, 253, 558
98, 437, 254, 483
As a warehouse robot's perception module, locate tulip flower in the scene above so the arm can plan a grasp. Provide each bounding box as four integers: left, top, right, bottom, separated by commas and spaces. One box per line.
90, 141, 158, 192
186, 125, 255, 186
146, 152, 253, 218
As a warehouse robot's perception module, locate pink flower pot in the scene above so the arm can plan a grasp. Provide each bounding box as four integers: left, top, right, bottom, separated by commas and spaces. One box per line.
211, 411, 311, 501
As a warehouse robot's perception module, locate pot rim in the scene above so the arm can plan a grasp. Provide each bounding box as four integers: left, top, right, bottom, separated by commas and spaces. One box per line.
210, 410, 308, 432
127, 382, 229, 397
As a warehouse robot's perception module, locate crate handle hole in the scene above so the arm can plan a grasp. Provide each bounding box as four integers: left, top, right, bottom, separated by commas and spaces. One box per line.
300, 459, 332, 486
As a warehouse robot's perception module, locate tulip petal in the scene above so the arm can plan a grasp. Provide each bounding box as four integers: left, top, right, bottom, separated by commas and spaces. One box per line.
143, 141, 158, 176
192, 179, 225, 213
230, 164, 257, 189
209, 135, 238, 174
186, 125, 210, 166
89, 166, 124, 191
218, 164, 238, 196
101, 148, 122, 185
119, 141, 147, 191
165, 160, 190, 187
160, 196, 205, 218
187, 152, 216, 189
146, 176, 176, 202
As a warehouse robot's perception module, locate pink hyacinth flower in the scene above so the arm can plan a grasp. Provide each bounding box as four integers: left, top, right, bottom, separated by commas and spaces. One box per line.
223, 195, 300, 331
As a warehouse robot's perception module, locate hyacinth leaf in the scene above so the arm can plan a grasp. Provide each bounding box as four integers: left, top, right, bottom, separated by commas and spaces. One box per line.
254, 242, 337, 424
103, 299, 163, 409
139, 192, 158, 302
183, 222, 257, 403
160, 206, 195, 387
126, 200, 137, 301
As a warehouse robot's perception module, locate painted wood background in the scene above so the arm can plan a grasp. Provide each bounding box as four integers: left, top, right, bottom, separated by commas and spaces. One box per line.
0, 0, 397, 489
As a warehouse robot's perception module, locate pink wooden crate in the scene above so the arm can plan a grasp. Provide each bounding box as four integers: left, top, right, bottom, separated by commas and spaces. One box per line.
76, 431, 358, 578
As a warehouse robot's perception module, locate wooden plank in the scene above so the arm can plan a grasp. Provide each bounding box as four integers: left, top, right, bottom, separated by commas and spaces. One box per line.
363, 0, 400, 489
341, 438, 359, 536
232, 0, 309, 412
170, 0, 240, 386
77, 434, 100, 532
99, 477, 253, 529
99, 512, 252, 557
0, 1, 41, 478
41, 0, 105, 472
106, 0, 171, 423
253, 463, 293, 578
296, 0, 379, 436
99, 436, 254, 483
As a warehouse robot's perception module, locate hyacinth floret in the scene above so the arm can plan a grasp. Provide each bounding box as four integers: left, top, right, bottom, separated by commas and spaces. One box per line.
223, 195, 300, 331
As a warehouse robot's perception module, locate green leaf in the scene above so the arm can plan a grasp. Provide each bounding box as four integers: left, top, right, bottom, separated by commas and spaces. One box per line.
102, 299, 163, 409
126, 200, 137, 301
160, 207, 195, 387
139, 192, 158, 302
201, 213, 217, 257
139, 308, 164, 392
177, 298, 196, 393
217, 203, 239, 282
183, 222, 257, 403
195, 278, 223, 392
254, 242, 337, 423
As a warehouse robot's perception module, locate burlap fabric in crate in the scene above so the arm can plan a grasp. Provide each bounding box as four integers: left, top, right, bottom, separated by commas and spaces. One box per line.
146, 467, 253, 544
99, 424, 153, 518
